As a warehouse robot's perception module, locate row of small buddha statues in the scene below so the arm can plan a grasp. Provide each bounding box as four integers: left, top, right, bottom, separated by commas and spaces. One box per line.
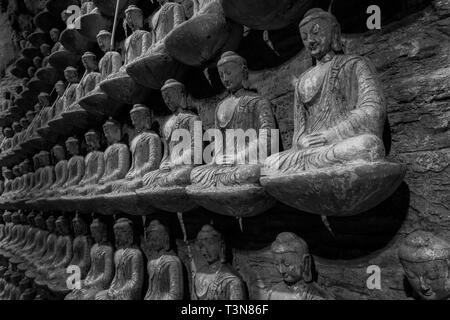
0, 210, 449, 300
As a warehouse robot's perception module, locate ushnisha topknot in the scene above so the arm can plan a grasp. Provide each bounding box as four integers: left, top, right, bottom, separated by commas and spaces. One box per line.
125, 5, 143, 15
161, 79, 185, 92
103, 117, 121, 128
197, 224, 223, 241
271, 232, 309, 256
398, 231, 450, 263
82, 51, 96, 59
299, 8, 340, 29
97, 30, 112, 39
217, 51, 247, 68
114, 217, 133, 229
130, 104, 150, 116
64, 66, 78, 73
65, 136, 79, 144
85, 129, 99, 138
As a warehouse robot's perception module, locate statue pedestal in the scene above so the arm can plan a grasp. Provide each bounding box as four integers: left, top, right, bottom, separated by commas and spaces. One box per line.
102, 192, 154, 216
78, 87, 123, 117
136, 185, 198, 213
36, 66, 61, 85
61, 103, 89, 129
48, 50, 80, 71
260, 161, 407, 216
186, 184, 276, 218
99, 70, 150, 105
78, 10, 112, 42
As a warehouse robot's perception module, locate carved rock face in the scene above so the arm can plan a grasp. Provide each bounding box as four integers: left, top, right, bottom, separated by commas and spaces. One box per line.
222, 0, 314, 30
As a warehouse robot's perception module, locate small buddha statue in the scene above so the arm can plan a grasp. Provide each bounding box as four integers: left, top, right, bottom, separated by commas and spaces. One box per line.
0, 128, 13, 152
193, 225, 246, 300
4, 213, 28, 255
99, 104, 161, 194
42, 145, 68, 197
60, 137, 85, 191
398, 231, 450, 300
30, 151, 55, 198
96, 30, 122, 80
142, 220, 183, 300
47, 213, 91, 292
123, 5, 151, 67
8, 165, 23, 198
33, 56, 42, 69
35, 92, 52, 132
12, 160, 33, 200
49, 28, 63, 54
40, 43, 51, 66
18, 277, 34, 300
268, 233, 332, 300
65, 216, 114, 300
0, 212, 22, 253
26, 215, 56, 272
17, 117, 30, 145
10, 212, 36, 259
96, 218, 144, 300
17, 212, 49, 268
142, 79, 200, 189
261, 8, 405, 216
51, 81, 68, 121
25, 155, 41, 199
0, 168, 14, 198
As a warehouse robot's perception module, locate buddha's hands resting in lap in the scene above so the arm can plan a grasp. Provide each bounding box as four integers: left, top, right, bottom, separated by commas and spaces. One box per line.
160, 162, 173, 172
298, 133, 328, 149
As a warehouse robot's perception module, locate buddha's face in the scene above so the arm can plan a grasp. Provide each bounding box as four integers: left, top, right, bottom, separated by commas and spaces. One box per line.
39, 154, 50, 166
90, 223, 105, 243
38, 95, 50, 108
82, 55, 97, 71
73, 219, 86, 236
13, 167, 21, 177
50, 29, 60, 43
197, 233, 222, 265
4, 170, 13, 180
4, 129, 13, 138
145, 227, 167, 252
52, 146, 65, 161
85, 134, 100, 151
33, 57, 42, 68
20, 119, 29, 128
401, 259, 450, 300
26, 112, 35, 122
64, 69, 78, 83
40, 45, 50, 56
35, 216, 44, 228
55, 83, 66, 96
300, 18, 334, 61
28, 67, 36, 78
12, 123, 21, 133
103, 124, 121, 144
273, 250, 306, 285
46, 219, 55, 232
97, 35, 111, 53
126, 12, 143, 31
34, 103, 41, 112
114, 225, 133, 247
218, 61, 245, 93
56, 219, 69, 235
162, 87, 186, 112
131, 111, 149, 132
65, 141, 79, 156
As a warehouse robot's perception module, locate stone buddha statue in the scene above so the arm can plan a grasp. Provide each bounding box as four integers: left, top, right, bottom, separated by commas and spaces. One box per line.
17, 213, 49, 269
17, 117, 30, 145
33, 56, 42, 69
44, 145, 68, 197
96, 218, 144, 300
268, 232, 332, 300
65, 216, 114, 300
40, 43, 51, 67
0, 212, 22, 254
9, 212, 36, 260
49, 28, 63, 54
99, 104, 161, 195
25, 155, 41, 198
8, 272, 22, 300
12, 160, 34, 200
261, 8, 405, 216
35, 92, 52, 133
60, 137, 85, 191
143, 79, 200, 189
9, 165, 23, 198
69, 130, 105, 195
97, 30, 122, 80
141, 220, 183, 300
193, 225, 246, 300
0, 168, 14, 198
26, 215, 56, 272
3, 213, 28, 256
188, 51, 277, 217
123, 5, 151, 67
398, 231, 450, 300
30, 151, 55, 198
0, 128, 13, 152
47, 213, 92, 293
149, 0, 186, 48
51, 81, 68, 121
35, 215, 73, 284
11, 122, 22, 149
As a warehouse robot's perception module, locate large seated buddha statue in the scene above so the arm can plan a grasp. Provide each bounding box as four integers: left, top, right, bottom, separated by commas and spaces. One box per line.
398, 231, 450, 300
96, 217, 144, 300
79, 30, 123, 117
137, 79, 200, 213
65, 216, 114, 300
47, 213, 92, 297
141, 220, 183, 300
193, 225, 246, 300
101, 105, 162, 215
261, 8, 406, 217
99, 5, 150, 104
126, 0, 187, 89
187, 51, 277, 218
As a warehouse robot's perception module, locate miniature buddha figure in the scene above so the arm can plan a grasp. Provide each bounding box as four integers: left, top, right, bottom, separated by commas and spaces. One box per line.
3, 212, 27, 255
0, 128, 13, 152
26, 215, 56, 272
65, 216, 114, 300
142, 220, 183, 300
99, 104, 161, 194
97, 30, 122, 80
0, 270, 13, 299
149, 0, 185, 49
398, 231, 450, 300
11, 122, 22, 149
33, 56, 42, 69
62, 67, 80, 111
67, 131, 104, 196
260, 8, 405, 216
77, 52, 101, 98
96, 218, 144, 300
17, 213, 49, 268
60, 137, 85, 191
9, 165, 23, 198
0, 168, 14, 198
51, 81, 68, 120
13, 160, 34, 200
193, 225, 246, 300
30, 151, 55, 198
25, 155, 41, 199
190, 52, 276, 188
42, 145, 68, 197
9, 212, 36, 258
35, 215, 73, 283
0, 212, 21, 253
47, 213, 91, 292
142, 79, 200, 189
40, 43, 51, 66
268, 232, 332, 300
8, 273, 22, 300
50, 28, 63, 53
17, 117, 30, 144
123, 6, 151, 67
35, 92, 52, 130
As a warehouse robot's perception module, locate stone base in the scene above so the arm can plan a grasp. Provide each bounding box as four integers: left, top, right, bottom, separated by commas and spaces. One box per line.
78, 87, 123, 117
260, 161, 407, 217
78, 11, 112, 42
21, 47, 40, 60
136, 185, 198, 213
61, 104, 89, 129
99, 70, 149, 105
186, 184, 276, 217
102, 192, 153, 215
48, 50, 80, 71
36, 66, 61, 85
60, 28, 92, 55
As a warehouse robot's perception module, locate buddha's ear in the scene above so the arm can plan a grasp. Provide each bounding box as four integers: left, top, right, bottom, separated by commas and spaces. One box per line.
303, 254, 313, 283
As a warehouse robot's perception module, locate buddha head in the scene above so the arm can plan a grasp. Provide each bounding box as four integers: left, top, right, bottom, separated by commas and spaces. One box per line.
55, 81, 66, 96
90, 217, 108, 244
27, 66, 36, 78
51, 144, 66, 162
33, 56, 42, 68
34, 102, 42, 112
196, 225, 226, 265
72, 213, 88, 236
19, 39, 26, 49
125, 5, 144, 32
19, 117, 29, 130
85, 130, 101, 152
114, 217, 134, 248
271, 232, 313, 286
32, 154, 40, 170
55, 215, 70, 235
12, 165, 21, 178
40, 43, 51, 57
39, 151, 51, 166
3, 211, 12, 223
103, 118, 121, 145
65, 137, 80, 156
97, 30, 112, 53
130, 104, 152, 133
20, 212, 28, 224
398, 231, 450, 300
3, 168, 13, 180
12, 122, 22, 133
12, 212, 21, 224
50, 28, 61, 43
27, 211, 36, 227
34, 212, 45, 229
218, 51, 249, 93
161, 79, 187, 113
38, 92, 50, 108
64, 66, 79, 83
25, 111, 36, 122
145, 220, 170, 253
82, 51, 98, 72
46, 215, 56, 232
21, 159, 31, 174
299, 8, 343, 62
3, 127, 13, 138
